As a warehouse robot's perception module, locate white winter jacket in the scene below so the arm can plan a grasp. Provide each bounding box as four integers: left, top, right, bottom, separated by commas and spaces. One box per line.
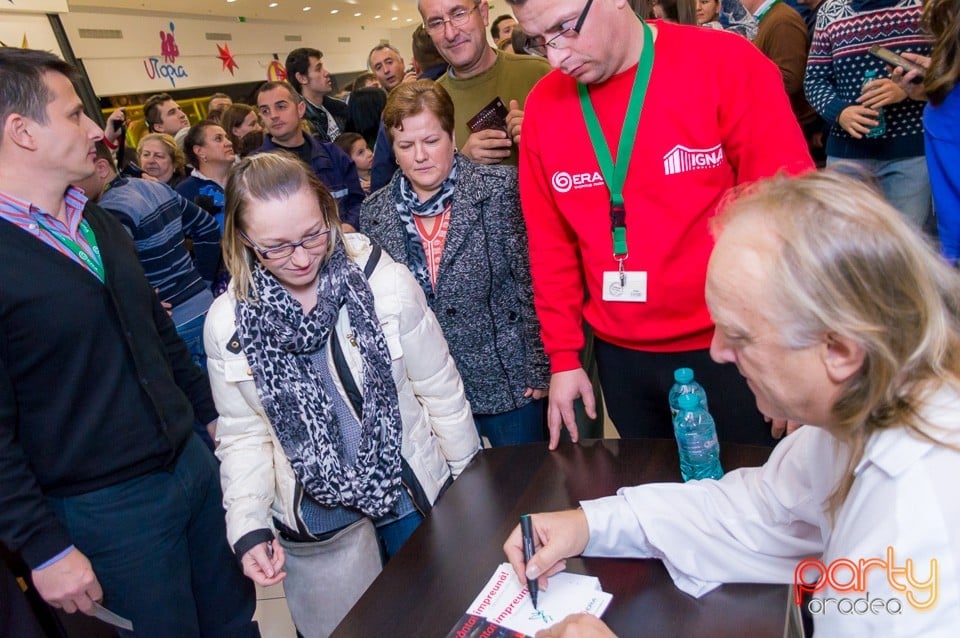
204, 234, 480, 553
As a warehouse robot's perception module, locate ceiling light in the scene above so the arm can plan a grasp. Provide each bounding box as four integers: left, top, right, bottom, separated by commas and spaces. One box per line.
391, 16, 398, 21
374, 15, 381, 19
405, 17, 413, 22
269, 2, 278, 6
303, 6, 311, 11
330, 8, 338, 13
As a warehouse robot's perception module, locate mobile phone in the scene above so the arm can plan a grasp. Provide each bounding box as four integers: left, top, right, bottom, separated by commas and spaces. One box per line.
868, 45, 925, 83
466, 97, 509, 134
110, 108, 126, 132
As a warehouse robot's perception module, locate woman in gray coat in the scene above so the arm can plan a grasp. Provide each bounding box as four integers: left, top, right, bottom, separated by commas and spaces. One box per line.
360, 81, 549, 446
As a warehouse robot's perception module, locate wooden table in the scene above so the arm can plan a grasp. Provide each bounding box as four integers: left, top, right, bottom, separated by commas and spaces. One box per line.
332, 438, 788, 637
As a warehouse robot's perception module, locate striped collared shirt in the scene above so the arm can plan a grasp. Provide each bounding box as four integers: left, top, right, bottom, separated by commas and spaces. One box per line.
0, 187, 102, 279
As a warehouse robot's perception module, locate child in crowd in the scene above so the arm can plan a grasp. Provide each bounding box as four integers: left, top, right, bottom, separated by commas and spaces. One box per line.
336, 132, 374, 194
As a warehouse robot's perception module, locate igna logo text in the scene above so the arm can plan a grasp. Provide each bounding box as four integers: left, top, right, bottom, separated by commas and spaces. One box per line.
551, 171, 605, 193
794, 547, 937, 617
662, 144, 724, 176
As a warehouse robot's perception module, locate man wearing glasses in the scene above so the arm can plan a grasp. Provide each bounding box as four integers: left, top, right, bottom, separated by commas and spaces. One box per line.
418, 0, 551, 166
507, 0, 814, 449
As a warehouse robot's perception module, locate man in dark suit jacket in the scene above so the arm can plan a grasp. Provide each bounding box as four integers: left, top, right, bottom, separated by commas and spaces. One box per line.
0, 48, 258, 637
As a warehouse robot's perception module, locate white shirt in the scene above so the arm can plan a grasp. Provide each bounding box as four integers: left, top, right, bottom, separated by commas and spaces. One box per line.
581, 387, 960, 636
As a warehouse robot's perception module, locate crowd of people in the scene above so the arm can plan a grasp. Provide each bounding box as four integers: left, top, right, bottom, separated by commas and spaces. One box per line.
1, 0, 959, 636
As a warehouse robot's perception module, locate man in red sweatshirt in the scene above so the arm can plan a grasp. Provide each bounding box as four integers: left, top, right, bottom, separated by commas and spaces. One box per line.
508, 0, 813, 448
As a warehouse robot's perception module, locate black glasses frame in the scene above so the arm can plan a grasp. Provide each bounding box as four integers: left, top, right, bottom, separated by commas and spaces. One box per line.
523, 0, 595, 57
239, 228, 331, 261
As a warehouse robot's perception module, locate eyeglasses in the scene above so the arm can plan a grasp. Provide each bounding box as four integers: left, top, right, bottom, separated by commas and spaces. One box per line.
523, 0, 594, 57
240, 228, 330, 261
423, 5, 478, 34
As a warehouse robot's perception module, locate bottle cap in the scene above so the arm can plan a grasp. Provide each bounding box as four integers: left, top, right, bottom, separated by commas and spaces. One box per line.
678, 392, 700, 410
674, 367, 694, 384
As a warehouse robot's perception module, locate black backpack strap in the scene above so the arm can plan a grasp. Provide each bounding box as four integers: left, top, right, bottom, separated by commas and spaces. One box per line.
363, 243, 382, 279
331, 243, 383, 418
331, 333, 364, 418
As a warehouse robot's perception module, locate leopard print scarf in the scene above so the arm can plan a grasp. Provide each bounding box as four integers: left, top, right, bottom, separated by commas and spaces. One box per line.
235, 244, 402, 517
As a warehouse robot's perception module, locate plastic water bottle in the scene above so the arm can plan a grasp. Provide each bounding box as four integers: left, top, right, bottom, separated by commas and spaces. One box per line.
674, 392, 724, 481
668, 367, 708, 420
861, 69, 887, 138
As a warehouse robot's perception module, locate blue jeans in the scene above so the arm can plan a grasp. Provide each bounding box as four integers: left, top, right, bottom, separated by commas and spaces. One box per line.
827, 155, 932, 230
377, 509, 424, 561
176, 312, 208, 372
474, 399, 546, 447
46, 436, 258, 638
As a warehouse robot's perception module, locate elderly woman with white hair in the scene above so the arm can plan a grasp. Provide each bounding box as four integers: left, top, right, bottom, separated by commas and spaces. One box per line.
505, 169, 960, 637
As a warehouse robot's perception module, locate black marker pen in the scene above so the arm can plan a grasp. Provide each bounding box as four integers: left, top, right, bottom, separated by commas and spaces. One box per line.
520, 514, 539, 609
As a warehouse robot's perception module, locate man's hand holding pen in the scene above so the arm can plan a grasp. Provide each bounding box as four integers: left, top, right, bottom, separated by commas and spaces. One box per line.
506, 511, 616, 637
503, 510, 590, 593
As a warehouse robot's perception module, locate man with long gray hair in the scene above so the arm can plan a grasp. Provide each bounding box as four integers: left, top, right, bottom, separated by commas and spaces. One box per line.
505, 169, 960, 636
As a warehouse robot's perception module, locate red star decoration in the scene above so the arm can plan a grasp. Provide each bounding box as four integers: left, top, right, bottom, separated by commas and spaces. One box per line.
216, 43, 239, 75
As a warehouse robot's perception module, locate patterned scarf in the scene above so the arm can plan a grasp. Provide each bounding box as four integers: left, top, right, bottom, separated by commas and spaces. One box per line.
234, 244, 402, 517
394, 155, 459, 303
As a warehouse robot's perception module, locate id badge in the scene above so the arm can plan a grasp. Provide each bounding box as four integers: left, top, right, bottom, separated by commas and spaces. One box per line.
602, 271, 647, 302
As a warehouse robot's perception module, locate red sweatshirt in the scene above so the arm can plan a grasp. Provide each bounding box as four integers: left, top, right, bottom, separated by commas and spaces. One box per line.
520, 21, 814, 373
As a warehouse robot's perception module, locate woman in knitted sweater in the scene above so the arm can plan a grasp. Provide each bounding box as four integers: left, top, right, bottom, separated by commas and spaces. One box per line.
803, 0, 932, 228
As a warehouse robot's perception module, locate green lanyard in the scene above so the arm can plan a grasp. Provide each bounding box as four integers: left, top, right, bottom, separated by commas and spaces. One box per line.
37, 217, 105, 282
755, 0, 781, 22
578, 19, 654, 280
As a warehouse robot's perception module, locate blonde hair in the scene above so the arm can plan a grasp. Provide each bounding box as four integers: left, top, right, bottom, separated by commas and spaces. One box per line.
136, 133, 186, 176
223, 152, 346, 302
713, 169, 960, 513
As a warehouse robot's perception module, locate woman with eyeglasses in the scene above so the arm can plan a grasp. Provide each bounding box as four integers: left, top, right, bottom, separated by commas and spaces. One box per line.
204, 152, 479, 638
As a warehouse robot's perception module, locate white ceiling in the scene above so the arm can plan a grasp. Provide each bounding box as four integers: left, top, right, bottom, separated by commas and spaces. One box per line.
67, 0, 428, 30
